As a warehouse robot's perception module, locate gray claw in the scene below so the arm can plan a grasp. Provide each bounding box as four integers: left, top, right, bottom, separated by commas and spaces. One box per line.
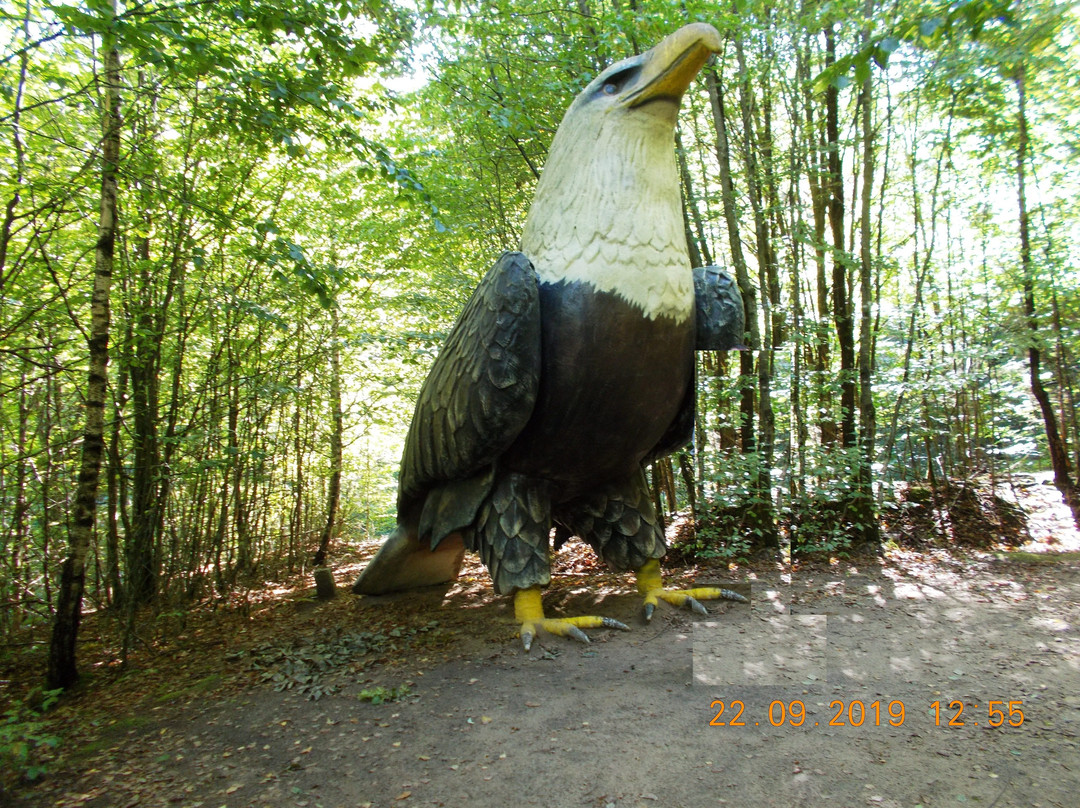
522, 629, 535, 652
602, 617, 631, 632
566, 625, 591, 644
687, 596, 709, 616
644, 602, 655, 622
722, 588, 749, 604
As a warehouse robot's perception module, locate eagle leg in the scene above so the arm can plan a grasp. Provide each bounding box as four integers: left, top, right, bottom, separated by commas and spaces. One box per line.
553, 468, 667, 573
635, 558, 749, 622
513, 588, 629, 652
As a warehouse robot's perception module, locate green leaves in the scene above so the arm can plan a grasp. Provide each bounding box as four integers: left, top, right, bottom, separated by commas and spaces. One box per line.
357, 684, 412, 704
0, 692, 63, 784
812, 0, 1017, 92
45, 4, 109, 36
918, 17, 945, 41
873, 36, 900, 68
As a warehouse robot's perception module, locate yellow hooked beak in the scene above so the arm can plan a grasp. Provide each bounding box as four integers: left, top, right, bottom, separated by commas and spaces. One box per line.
622, 23, 722, 109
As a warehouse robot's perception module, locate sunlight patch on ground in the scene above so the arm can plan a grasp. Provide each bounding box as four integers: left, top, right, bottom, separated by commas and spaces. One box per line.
693, 615, 826, 686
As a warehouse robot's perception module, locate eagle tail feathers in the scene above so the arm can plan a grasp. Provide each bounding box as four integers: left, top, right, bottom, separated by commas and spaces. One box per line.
351, 523, 465, 596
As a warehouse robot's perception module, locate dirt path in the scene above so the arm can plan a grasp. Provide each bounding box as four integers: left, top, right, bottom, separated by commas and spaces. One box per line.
11, 543, 1080, 808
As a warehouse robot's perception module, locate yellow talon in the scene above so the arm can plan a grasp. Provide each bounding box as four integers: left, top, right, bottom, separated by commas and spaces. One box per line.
635, 559, 748, 621
514, 588, 629, 650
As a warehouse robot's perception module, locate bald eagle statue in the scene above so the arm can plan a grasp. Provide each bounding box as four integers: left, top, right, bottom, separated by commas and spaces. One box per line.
353, 23, 747, 650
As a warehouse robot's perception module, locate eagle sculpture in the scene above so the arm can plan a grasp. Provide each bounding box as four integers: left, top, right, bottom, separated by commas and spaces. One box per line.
353, 23, 747, 650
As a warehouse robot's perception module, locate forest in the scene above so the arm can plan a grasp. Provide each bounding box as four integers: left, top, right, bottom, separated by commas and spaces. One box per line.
1, 0, 1078, 699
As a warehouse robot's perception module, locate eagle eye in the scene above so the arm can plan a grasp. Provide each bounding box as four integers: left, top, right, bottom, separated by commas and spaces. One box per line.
596, 66, 639, 98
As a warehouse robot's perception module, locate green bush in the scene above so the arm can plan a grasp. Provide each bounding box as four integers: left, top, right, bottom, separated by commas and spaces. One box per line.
357, 684, 411, 704
0, 689, 62, 784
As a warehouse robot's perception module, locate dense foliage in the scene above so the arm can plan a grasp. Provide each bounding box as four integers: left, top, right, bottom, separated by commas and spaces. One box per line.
1, 0, 1077, 679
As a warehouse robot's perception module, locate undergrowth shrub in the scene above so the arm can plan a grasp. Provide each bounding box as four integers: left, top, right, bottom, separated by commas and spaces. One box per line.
0, 689, 62, 787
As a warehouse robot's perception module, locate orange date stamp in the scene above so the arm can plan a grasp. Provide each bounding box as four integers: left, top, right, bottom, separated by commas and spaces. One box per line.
708, 699, 1025, 728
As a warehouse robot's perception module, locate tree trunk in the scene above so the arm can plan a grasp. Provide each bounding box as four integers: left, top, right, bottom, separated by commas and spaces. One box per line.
855, 2, 879, 547
732, 25, 779, 550
677, 451, 697, 518
879, 90, 956, 482
824, 23, 856, 454
48, 3, 121, 689
0, 0, 28, 290
105, 367, 126, 606
291, 322, 305, 571
657, 457, 677, 518
228, 333, 251, 579
707, 50, 777, 553
800, 29, 833, 447
706, 67, 758, 457
675, 130, 713, 268
1015, 65, 1080, 527
126, 238, 162, 605
6, 367, 30, 638
649, 463, 665, 533
313, 307, 343, 568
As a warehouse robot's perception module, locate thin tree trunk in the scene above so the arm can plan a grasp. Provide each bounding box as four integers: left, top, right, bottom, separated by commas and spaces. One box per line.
291, 323, 305, 571
694, 354, 707, 508
800, 27, 833, 447
649, 463, 665, 533
732, 23, 779, 550
1015, 65, 1080, 527
7, 367, 30, 637
659, 457, 677, 518
313, 307, 343, 568
706, 66, 758, 454
856, 0, 879, 547
126, 237, 161, 605
48, 2, 121, 689
825, 23, 856, 454
0, 0, 29, 289
677, 451, 697, 518
788, 38, 814, 501
105, 366, 126, 606
676, 130, 713, 268
227, 334, 250, 580
38, 356, 59, 616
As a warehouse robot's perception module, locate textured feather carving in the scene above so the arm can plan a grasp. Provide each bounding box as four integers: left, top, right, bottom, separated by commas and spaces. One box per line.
398, 252, 541, 514
554, 470, 665, 573
470, 472, 552, 595
693, 266, 744, 351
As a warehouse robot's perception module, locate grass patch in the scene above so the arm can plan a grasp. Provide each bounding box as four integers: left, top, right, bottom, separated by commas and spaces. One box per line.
153, 672, 225, 704
995, 550, 1080, 565
357, 684, 411, 704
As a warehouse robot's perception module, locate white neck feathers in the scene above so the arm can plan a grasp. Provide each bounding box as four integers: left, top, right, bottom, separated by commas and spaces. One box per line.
520, 109, 693, 322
